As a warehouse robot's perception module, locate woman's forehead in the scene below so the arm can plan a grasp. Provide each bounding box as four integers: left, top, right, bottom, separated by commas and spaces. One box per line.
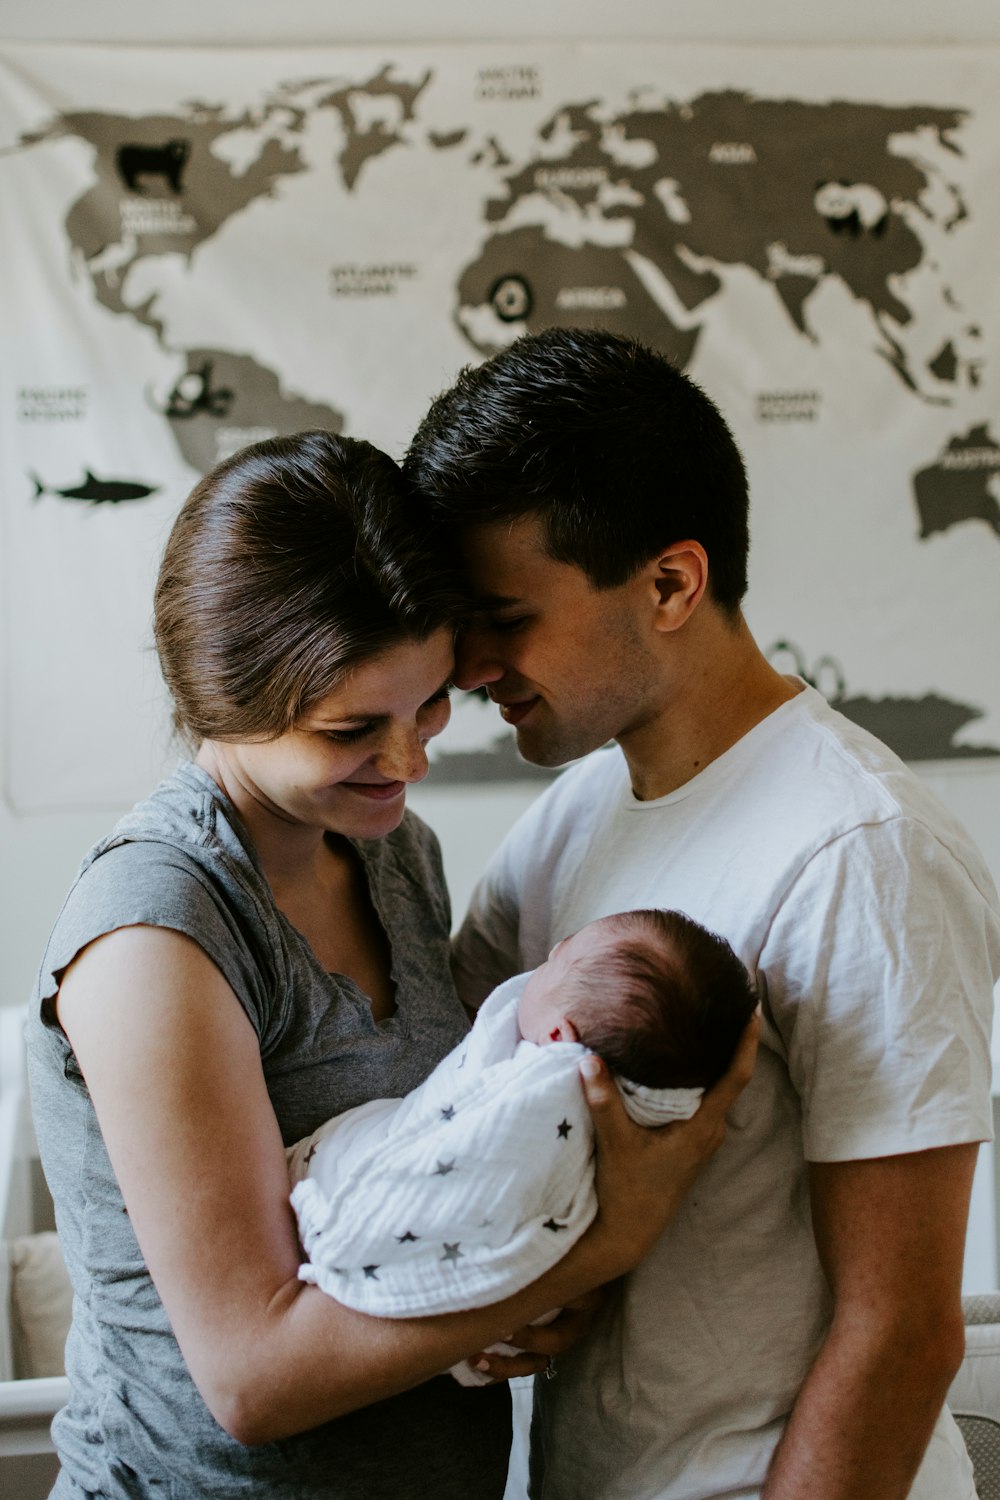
302, 630, 454, 721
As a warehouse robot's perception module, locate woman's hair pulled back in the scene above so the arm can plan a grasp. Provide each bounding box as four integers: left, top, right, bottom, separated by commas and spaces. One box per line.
154, 430, 464, 746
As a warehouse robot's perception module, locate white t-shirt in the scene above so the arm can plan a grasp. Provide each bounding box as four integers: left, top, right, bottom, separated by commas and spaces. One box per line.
453, 684, 1000, 1500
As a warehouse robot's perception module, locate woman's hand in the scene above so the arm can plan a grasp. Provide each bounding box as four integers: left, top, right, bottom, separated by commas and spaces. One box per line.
582, 1009, 760, 1278
467, 1288, 605, 1382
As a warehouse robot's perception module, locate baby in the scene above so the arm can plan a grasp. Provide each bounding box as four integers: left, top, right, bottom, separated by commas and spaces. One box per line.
287, 908, 756, 1380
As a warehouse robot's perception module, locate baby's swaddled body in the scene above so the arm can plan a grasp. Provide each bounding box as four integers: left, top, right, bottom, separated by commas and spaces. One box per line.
288, 975, 598, 1321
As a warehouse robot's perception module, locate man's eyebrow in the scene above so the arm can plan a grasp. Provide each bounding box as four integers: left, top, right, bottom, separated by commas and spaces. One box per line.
474, 592, 524, 609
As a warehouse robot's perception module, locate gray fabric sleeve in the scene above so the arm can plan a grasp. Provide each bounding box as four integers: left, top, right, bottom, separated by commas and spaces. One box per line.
36, 840, 275, 1041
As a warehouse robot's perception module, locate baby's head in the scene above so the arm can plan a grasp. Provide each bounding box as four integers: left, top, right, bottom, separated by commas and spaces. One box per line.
517, 909, 757, 1089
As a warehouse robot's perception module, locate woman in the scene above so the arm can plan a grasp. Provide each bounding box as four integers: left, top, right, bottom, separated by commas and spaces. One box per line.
26, 431, 755, 1499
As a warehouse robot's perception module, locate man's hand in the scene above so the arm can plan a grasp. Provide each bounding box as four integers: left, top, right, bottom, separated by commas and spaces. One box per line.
466, 1013, 759, 1383
582, 1010, 759, 1273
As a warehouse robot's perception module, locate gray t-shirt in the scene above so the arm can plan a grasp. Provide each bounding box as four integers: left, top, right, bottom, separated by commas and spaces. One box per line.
26, 762, 511, 1499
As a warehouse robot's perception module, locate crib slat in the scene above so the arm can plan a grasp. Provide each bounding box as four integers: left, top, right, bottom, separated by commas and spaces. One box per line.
0, 1375, 68, 1456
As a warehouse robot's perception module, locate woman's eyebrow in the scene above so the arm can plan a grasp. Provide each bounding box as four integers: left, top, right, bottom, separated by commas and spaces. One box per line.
307, 676, 454, 728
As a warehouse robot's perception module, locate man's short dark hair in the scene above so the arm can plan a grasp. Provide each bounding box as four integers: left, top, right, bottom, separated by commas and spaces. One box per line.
405, 327, 750, 612
569, 909, 758, 1089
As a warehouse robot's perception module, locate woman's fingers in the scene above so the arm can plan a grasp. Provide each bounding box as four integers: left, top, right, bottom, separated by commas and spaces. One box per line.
505, 1295, 603, 1357
469, 1349, 550, 1382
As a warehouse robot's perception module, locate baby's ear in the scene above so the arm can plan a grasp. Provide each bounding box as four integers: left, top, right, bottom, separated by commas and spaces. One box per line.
550, 1015, 580, 1044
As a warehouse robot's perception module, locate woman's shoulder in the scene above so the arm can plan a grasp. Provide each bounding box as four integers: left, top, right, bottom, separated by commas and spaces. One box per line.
32, 763, 280, 1035
61, 765, 267, 938
98, 760, 258, 868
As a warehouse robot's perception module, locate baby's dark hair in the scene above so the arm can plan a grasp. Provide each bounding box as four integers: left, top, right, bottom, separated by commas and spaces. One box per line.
569, 910, 757, 1089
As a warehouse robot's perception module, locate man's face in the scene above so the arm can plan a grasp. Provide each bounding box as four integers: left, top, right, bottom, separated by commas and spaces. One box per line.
455, 516, 663, 767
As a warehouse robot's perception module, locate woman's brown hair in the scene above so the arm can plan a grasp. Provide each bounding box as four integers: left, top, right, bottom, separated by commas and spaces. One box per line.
154, 430, 465, 746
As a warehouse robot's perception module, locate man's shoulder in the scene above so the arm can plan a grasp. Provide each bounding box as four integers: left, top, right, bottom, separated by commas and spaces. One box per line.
749, 687, 929, 823
752, 688, 996, 900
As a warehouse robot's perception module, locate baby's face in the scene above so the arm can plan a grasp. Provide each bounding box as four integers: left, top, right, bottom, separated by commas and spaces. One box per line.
517, 920, 620, 1044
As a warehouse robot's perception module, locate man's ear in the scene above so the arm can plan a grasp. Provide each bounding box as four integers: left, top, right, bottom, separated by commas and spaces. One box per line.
647, 540, 709, 632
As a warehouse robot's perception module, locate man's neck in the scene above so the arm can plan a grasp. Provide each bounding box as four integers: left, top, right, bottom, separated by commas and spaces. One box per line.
618, 611, 803, 801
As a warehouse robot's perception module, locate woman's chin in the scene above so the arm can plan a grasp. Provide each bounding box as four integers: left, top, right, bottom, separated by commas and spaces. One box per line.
323, 785, 408, 838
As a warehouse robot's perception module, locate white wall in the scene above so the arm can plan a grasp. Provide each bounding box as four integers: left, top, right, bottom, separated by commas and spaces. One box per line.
3, 0, 1000, 1290
4, 0, 1000, 46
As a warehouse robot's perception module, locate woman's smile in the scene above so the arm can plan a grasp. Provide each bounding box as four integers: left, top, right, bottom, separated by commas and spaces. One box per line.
340, 778, 407, 802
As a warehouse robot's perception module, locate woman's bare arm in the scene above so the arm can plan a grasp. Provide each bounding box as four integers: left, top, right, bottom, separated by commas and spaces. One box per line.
56, 925, 757, 1442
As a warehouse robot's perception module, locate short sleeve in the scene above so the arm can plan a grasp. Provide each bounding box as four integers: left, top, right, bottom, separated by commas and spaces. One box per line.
452, 843, 524, 1010
761, 816, 998, 1161
37, 839, 275, 1042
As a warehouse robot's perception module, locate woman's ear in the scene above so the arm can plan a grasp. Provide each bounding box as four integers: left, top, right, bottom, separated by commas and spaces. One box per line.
647, 540, 709, 633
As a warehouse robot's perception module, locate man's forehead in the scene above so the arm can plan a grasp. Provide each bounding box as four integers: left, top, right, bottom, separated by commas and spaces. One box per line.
462, 514, 545, 560
460, 515, 556, 597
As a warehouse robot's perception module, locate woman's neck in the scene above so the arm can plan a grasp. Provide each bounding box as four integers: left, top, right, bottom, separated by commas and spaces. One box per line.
195, 740, 333, 889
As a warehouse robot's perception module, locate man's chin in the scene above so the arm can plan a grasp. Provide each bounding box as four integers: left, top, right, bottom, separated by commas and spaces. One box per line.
513, 724, 599, 770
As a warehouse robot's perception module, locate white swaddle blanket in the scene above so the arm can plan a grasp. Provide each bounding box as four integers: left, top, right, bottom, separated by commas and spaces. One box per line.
289, 973, 702, 1323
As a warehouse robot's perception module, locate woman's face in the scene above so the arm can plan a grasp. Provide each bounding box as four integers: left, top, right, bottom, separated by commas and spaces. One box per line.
210, 628, 455, 840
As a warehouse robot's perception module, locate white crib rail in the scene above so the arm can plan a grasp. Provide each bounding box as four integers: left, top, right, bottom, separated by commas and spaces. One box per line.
0, 1005, 66, 1460
0, 1374, 68, 1457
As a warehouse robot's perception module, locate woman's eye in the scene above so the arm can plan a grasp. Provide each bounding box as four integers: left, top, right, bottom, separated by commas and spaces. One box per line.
324, 723, 375, 744
424, 684, 453, 707
490, 615, 528, 634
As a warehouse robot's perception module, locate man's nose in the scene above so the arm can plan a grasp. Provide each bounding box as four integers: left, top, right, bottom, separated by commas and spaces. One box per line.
453, 623, 504, 692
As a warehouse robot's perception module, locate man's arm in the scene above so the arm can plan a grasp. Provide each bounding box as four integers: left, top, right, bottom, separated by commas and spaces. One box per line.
762, 1144, 976, 1499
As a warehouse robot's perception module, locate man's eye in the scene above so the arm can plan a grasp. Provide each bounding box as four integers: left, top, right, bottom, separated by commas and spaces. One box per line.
489, 615, 529, 634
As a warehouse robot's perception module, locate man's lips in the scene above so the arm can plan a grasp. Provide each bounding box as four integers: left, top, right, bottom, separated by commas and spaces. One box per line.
342, 780, 406, 801
494, 696, 540, 726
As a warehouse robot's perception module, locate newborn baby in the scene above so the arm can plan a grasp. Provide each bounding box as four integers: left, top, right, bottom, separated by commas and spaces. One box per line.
287, 908, 757, 1380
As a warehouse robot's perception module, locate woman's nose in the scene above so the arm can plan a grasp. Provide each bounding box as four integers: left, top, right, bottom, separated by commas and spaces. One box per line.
377, 726, 430, 784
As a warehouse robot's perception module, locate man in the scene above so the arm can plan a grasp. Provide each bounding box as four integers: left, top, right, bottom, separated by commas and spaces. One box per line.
404, 327, 1000, 1500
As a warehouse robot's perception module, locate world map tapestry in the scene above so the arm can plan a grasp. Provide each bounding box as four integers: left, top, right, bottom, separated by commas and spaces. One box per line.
1, 42, 998, 810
